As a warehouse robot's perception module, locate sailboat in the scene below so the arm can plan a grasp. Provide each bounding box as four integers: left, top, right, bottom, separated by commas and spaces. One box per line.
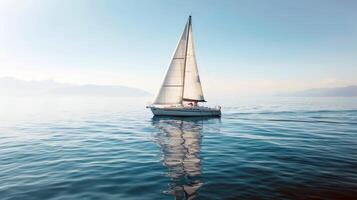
148, 16, 221, 117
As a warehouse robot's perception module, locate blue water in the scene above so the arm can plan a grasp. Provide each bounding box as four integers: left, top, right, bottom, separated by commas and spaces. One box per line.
1, 97, 357, 200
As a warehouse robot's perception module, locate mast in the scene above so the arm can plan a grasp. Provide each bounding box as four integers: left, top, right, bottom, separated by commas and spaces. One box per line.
181, 15, 191, 105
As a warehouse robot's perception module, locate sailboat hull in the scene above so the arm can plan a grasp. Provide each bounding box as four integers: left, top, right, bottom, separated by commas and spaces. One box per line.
150, 106, 221, 117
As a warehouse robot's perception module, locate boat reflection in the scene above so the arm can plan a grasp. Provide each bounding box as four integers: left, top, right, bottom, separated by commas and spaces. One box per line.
152, 116, 220, 200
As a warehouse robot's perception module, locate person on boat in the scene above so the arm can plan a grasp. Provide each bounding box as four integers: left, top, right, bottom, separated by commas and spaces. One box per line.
187, 102, 198, 107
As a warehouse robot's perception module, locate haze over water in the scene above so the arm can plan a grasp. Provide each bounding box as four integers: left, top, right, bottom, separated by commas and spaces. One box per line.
1, 96, 356, 199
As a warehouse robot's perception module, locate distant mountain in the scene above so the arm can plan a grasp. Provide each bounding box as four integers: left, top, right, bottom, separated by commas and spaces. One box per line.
280, 86, 357, 97
0, 77, 150, 97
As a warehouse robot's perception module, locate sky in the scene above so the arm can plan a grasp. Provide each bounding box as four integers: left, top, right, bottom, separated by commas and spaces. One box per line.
1, 0, 357, 97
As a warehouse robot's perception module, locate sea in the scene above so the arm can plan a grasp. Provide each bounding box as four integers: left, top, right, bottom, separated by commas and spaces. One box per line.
0, 96, 356, 200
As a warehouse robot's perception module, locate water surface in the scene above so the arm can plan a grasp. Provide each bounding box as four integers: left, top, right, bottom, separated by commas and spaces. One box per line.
0, 97, 357, 199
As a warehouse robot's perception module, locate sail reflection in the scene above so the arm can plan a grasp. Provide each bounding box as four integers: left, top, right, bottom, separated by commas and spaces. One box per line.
152, 116, 219, 199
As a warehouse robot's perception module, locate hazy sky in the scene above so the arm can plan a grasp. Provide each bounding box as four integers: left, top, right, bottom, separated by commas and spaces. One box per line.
1, 0, 357, 97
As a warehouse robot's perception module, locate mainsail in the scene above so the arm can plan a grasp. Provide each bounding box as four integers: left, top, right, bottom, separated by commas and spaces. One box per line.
153, 16, 205, 105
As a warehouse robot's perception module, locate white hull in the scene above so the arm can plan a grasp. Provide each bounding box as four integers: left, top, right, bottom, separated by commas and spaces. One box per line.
150, 106, 221, 117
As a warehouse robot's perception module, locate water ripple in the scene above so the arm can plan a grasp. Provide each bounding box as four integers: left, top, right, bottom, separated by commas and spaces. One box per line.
1, 98, 357, 199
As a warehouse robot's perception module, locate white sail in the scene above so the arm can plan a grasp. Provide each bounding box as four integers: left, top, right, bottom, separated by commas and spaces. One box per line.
183, 21, 205, 102
153, 22, 189, 105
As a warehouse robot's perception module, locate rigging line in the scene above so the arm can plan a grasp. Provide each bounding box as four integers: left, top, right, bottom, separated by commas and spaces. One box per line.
181, 16, 191, 104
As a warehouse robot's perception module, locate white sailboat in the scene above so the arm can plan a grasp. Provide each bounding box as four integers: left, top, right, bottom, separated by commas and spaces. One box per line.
148, 16, 221, 117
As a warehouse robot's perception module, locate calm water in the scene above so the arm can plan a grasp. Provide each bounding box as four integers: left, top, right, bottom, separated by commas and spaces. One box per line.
0, 97, 357, 200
